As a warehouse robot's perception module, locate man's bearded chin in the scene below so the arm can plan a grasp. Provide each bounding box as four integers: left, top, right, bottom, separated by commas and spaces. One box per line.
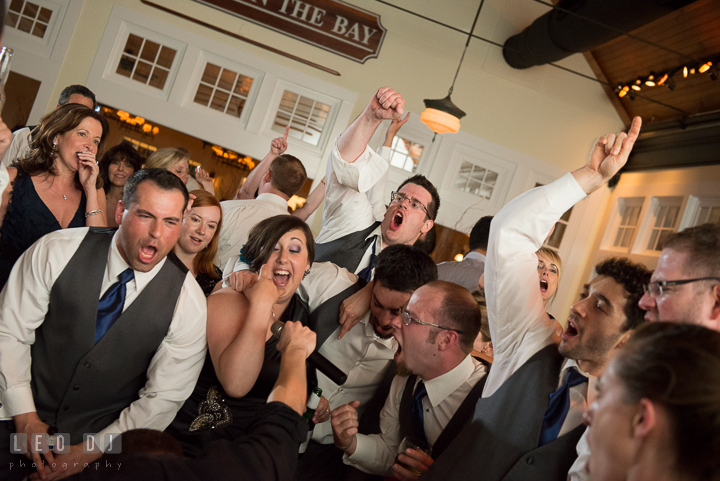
396, 361, 413, 377
371, 316, 394, 339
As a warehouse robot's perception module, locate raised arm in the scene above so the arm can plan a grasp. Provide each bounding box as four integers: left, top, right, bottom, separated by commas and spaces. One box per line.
235, 127, 289, 200
338, 87, 405, 163
207, 263, 281, 397
382, 113, 410, 148
292, 179, 325, 221
268, 320, 316, 415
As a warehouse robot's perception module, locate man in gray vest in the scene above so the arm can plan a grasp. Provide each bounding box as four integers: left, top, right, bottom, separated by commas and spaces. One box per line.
437, 216, 492, 292
331, 281, 484, 480
313, 87, 440, 338
0, 169, 207, 481
422, 118, 648, 481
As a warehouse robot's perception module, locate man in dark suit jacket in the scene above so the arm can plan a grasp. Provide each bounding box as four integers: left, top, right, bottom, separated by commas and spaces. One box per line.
423, 118, 648, 481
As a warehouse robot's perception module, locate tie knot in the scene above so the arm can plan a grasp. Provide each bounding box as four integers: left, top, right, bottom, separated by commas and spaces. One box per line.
118, 268, 135, 285
565, 367, 588, 389
414, 380, 428, 400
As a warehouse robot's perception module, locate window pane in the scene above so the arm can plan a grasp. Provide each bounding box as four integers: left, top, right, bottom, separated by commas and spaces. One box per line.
210, 90, 229, 112
647, 230, 659, 251
226, 96, 245, 118
621, 228, 632, 248
458, 161, 472, 178
708, 208, 720, 225
654, 206, 667, 227
17, 16, 32, 33
403, 156, 417, 172
31, 22, 46, 38
620, 207, 631, 226
234, 75, 253, 97
628, 206, 640, 225
664, 206, 678, 228
278, 91, 298, 112
5, 12, 19, 27
140, 40, 160, 63
22, 1, 38, 17
479, 184, 494, 199
9, 0, 22, 13
470, 166, 486, 183
453, 175, 467, 190
303, 130, 320, 146
201, 63, 221, 85
217, 68, 236, 92
657, 230, 672, 250
484, 170, 498, 187
148, 67, 168, 89
466, 180, 482, 196
116, 55, 136, 77
38, 7, 52, 23
132, 60, 153, 83
390, 151, 407, 169
614, 228, 624, 247
156, 46, 176, 68
124, 34, 143, 56
193, 83, 213, 106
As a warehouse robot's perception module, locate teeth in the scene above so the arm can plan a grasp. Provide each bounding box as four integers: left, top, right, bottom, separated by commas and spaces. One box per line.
274, 270, 290, 276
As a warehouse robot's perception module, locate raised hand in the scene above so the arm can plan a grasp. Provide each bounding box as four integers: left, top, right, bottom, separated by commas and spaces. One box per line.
77, 150, 99, 192
195, 166, 215, 194
573, 117, 642, 195
331, 400, 361, 453
276, 320, 316, 359
369, 87, 405, 121
244, 263, 283, 307
225, 269, 259, 292
271, 126, 289, 155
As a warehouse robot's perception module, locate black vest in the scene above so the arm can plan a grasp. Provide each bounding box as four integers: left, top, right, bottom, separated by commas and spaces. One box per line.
423, 345, 585, 481
314, 221, 381, 273
397, 372, 487, 461
31, 228, 188, 441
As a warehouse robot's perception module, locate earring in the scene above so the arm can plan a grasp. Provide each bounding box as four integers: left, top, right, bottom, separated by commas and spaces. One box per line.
52, 140, 57, 149
303, 270, 310, 280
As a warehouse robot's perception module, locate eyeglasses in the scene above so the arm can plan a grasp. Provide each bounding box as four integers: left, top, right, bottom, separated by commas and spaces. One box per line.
390, 191, 430, 218
643, 277, 720, 297
401, 310, 463, 334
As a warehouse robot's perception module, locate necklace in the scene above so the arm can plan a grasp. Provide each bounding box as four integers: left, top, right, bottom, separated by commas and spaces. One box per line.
48, 179, 68, 200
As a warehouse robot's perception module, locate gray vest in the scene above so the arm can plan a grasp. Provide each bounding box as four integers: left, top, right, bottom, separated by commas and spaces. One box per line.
31, 228, 187, 442
314, 221, 381, 273
423, 345, 584, 481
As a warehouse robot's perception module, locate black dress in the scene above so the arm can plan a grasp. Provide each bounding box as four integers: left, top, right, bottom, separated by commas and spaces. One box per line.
195, 265, 223, 297
166, 294, 315, 457
0, 168, 86, 289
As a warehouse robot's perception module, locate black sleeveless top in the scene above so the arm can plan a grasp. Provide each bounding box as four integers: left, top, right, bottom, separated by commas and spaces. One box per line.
0, 168, 86, 289
166, 293, 314, 457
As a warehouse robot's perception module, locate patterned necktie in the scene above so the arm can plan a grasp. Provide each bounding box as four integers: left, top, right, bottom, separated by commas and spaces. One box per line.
410, 380, 428, 445
538, 367, 588, 446
95, 268, 135, 344
356, 242, 377, 283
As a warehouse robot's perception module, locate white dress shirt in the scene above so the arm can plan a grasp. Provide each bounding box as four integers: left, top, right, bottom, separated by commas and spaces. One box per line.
568, 429, 592, 481
483, 173, 586, 398
346, 355, 486, 475
0, 163, 7, 198
296, 262, 398, 444
436, 251, 486, 292
0, 127, 31, 167
0, 227, 207, 451
215, 192, 290, 269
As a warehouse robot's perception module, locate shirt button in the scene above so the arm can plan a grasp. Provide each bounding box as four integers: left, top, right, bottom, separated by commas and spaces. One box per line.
73, 385, 80, 391
84, 362, 91, 368
526, 457, 534, 465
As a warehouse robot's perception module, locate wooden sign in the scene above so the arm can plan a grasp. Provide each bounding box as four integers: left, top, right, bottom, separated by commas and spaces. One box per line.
192, 0, 385, 63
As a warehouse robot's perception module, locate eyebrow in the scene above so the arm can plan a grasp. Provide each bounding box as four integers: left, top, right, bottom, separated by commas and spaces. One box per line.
290, 237, 304, 243
138, 208, 181, 223
584, 284, 614, 311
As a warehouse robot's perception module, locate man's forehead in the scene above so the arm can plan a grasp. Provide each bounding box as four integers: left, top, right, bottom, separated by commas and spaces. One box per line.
653, 248, 693, 280
399, 183, 432, 204
131, 182, 185, 216
587, 275, 628, 308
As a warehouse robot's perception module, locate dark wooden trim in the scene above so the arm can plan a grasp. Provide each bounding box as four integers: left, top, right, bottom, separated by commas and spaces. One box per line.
140, 0, 341, 76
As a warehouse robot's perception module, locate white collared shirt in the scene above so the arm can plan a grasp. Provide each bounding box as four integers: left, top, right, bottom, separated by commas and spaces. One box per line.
483, 173, 587, 398
215, 192, 290, 269
437, 251, 486, 292
0, 227, 207, 451
346, 355, 487, 475
0, 127, 31, 168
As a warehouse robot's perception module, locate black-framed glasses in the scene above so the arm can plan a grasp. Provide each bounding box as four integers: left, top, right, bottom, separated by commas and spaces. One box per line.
643, 277, 720, 297
401, 310, 463, 334
390, 191, 429, 218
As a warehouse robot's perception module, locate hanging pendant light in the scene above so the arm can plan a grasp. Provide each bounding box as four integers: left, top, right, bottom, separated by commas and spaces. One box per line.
421, 0, 484, 135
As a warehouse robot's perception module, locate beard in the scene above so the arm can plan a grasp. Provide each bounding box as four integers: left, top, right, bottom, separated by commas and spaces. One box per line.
395, 361, 414, 377
370, 315, 394, 339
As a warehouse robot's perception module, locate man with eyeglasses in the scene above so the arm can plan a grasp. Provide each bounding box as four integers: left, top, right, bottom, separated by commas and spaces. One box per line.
423, 118, 650, 481
639, 223, 720, 331
313, 87, 440, 338
330, 281, 484, 480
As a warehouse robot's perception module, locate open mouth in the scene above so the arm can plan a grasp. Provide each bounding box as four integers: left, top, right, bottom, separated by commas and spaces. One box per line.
390, 211, 404, 230
540, 279, 548, 292
394, 341, 403, 361
273, 269, 291, 287
562, 318, 579, 340
189, 236, 203, 246
139, 245, 157, 264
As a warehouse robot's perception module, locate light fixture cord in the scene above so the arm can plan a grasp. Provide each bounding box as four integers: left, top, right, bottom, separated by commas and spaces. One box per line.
449, 0, 485, 95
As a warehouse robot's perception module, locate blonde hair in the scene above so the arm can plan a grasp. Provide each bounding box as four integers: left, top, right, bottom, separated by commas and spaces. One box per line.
537, 246, 562, 305
144, 147, 190, 170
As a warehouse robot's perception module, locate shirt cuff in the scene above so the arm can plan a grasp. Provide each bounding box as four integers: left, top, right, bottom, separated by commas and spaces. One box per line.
346, 433, 375, 464
0, 385, 36, 418
331, 140, 388, 193
221, 256, 250, 282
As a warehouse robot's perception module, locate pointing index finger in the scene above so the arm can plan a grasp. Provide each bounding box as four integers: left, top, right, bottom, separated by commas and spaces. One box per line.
283, 125, 289, 141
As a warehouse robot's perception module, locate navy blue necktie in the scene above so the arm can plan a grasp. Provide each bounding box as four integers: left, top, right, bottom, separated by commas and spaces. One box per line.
95, 268, 134, 343
410, 380, 428, 445
357, 242, 377, 283
538, 367, 588, 446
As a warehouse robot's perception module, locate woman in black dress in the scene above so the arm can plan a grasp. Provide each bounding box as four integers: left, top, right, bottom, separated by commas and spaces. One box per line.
167, 215, 315, 456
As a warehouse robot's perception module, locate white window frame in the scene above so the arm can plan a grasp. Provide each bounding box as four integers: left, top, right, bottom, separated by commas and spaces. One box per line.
678, 195, 720, 229
600, 196, 645, 253
101, 21, 186, 101
3, 0, 68, 58
633, 196, 684, 255
261, 80, 341, 155
181, 50, 264, 129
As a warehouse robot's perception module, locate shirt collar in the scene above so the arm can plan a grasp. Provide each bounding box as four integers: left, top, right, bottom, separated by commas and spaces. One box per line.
256, 192, 290, 209
110, 231, 167, 293
361, 313, 397, 349
365, 224, 383, 242
560, 358, 598, 403
464, 251, 485, 261
423, 355, 475, 407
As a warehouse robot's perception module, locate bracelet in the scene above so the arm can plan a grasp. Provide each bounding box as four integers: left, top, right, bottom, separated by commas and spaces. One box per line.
85, 209, 102, 218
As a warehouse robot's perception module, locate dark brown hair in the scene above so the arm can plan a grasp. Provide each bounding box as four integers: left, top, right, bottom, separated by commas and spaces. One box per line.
594, 257, 650, 332
613, 322, 720, 481
430, 280, 482, 354
269, 154, 307, 198
99, 142, 143, 193
242, 215, 314, 273
20, 104, 108, 189
662, 223, 720, 279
